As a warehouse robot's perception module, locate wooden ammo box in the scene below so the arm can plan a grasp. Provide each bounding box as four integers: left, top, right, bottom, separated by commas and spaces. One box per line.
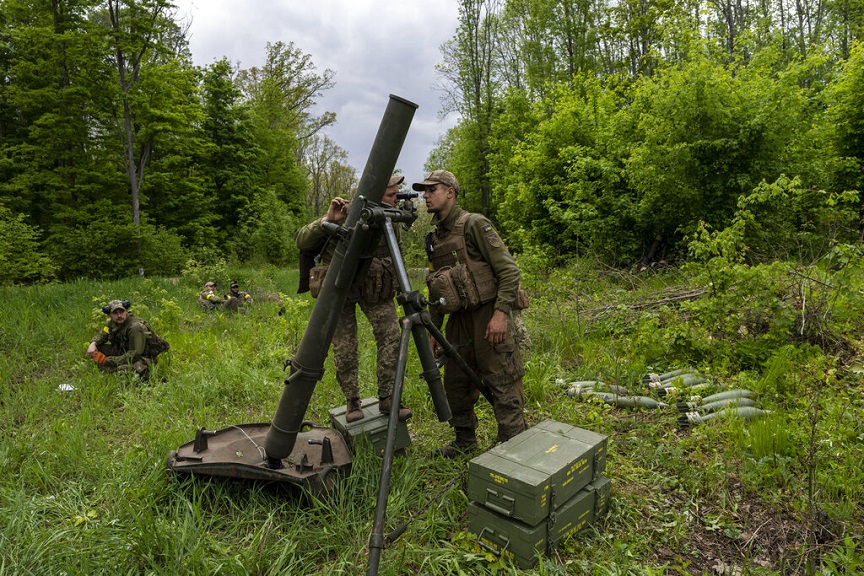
328, 397, 411, 455
468, 476, 612, 569
467, 419, 607, 526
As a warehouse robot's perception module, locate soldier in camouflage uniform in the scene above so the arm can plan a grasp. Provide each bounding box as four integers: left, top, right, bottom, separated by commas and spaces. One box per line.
198, 281, 239, 312
226, 281, 253, 310
86, 299, 168, 379
413, 170, 527, 458
296, 175, 411, 423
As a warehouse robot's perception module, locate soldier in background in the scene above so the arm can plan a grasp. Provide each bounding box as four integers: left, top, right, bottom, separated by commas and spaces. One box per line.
414, 170, 527, 458
87, 299, 169, 379
296, 175, 412, 423
226, 281, 253, 310
198, 281, 239, 311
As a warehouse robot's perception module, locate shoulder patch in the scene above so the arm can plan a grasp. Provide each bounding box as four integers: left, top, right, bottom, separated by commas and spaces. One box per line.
103, 326, 110, 333
482, 223, 502, 248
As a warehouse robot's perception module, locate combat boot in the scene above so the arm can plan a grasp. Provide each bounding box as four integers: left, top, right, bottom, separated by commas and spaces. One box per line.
345, 398, 364, 423
378, 396, 412, 421
431, 427, 478, 459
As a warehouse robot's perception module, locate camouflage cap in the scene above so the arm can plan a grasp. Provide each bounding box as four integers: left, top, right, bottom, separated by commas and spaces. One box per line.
412, 170, 459, 193
388, 175, 405, 187
230, 280, 239, 289
205, 281, 216, 288
107, 299, 127, 312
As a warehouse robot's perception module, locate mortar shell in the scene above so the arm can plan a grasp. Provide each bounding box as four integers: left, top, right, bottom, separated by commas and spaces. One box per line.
698, 389, 756, 404
698, 397, 758, 413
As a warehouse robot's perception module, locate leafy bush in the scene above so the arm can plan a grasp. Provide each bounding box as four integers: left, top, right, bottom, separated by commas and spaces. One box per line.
231, 189, 298, 265
47, 207, 187, 280
0, 207, 57, 285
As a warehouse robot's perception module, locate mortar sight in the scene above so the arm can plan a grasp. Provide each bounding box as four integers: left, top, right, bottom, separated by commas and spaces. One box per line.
396, 191, 419, 201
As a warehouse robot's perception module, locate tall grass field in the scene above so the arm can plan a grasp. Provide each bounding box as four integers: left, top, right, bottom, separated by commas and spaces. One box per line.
1, 260, 862, 575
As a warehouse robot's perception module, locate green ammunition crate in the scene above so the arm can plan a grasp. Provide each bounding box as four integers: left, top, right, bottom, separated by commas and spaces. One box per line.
329, 397, 411, 455
467, 419, 607, 526
468, 476, 612, 569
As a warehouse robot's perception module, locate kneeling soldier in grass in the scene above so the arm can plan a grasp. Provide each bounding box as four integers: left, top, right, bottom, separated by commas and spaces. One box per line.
86, 299, 169, 379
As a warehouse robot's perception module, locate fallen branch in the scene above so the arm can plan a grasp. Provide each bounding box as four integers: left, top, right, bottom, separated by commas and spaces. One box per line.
579, 287, 708, 320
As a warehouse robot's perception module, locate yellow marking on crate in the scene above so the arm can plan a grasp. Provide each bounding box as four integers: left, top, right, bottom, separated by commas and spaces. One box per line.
489, 473, 508, 485
567, 458, 588, 475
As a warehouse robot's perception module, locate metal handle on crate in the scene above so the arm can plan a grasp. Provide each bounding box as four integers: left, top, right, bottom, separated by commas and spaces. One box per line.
484, 489, 516, 516
476, 527, 509, 555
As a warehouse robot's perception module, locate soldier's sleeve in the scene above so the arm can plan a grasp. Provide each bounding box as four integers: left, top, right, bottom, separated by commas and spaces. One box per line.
207, 292, 226, 304
430, 307, 445, 331
295, 218, 328, 252
466, 215, 520, 315
127, 322, 148, 359
91, 325, 110, 346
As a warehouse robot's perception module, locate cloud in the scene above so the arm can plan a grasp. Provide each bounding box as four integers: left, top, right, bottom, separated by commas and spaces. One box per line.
173, 0, 461, 180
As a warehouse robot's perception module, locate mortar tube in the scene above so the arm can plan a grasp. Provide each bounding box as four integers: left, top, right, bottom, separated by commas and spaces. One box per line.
263, 95, 418, 463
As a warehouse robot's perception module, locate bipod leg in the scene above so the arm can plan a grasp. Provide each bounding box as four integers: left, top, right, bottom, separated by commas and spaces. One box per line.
366, 315, 415, 576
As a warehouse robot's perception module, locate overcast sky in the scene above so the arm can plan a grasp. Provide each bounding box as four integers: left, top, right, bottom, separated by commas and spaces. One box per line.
172, 0, 461, 181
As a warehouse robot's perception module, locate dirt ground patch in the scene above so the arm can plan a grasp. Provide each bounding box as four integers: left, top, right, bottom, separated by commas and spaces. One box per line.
651, 483, 841, 574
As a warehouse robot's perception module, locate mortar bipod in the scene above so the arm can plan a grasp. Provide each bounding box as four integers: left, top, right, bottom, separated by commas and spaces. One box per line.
363, 200, 489, 576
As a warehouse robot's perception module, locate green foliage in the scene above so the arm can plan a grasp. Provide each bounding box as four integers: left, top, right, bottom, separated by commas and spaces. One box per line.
826, 41, 864, 194
1, 258, 863, 574
196, 58, 263, 241
231, 189, 299, 265
735, 176, 860, 263
495, 79, 635, 260
46, 208, 187, 280
180, 255, 228, 288
0, 4, 335, 279
0, 207, 57, 285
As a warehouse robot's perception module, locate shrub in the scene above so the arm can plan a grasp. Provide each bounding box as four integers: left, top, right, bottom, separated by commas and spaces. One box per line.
0, 207, 57, 285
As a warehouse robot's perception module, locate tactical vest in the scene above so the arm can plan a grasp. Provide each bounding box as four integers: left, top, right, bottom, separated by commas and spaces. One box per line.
105, 316, 168, 357
309, 236, 397, 302
425, 211, 498, 312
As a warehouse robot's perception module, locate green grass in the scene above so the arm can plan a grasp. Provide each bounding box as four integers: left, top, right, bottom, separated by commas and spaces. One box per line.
1, 262, 862, 575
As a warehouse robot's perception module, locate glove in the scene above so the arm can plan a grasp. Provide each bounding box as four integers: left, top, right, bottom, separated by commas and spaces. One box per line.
90, 351, 107, 365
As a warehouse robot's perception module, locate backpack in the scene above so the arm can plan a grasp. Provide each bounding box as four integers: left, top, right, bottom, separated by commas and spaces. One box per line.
141, 319, 170, 356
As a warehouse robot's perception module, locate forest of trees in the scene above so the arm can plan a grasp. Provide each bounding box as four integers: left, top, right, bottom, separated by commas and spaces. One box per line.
433, 0, 864, 266
0, 0, 358, 282
2, 0, 863, 284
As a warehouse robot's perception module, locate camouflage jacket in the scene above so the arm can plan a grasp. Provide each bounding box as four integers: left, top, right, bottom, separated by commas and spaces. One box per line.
295, 205, 400, 302
226, 290, 252, 303
90, 314, 152, 367
198, 289, 226, 309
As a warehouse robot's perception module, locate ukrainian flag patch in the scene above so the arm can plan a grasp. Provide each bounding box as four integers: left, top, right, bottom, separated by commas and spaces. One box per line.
482, 223, 502, 247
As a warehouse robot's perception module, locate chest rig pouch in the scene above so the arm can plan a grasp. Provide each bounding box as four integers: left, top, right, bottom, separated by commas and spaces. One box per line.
425, 212, 498, 313
361, 240, 397, 303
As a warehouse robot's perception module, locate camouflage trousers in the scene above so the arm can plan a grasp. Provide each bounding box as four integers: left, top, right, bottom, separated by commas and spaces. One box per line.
332, 298, 400, 401
442, 301, 527, 443
95, 343, 153, 378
